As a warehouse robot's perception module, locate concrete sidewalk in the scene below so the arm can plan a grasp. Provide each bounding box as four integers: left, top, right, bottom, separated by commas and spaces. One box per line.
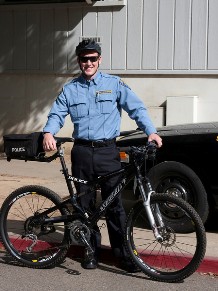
0, 156, 218, 275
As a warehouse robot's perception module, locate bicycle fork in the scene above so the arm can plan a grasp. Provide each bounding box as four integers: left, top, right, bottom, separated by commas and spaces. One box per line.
136, 173, 164, 242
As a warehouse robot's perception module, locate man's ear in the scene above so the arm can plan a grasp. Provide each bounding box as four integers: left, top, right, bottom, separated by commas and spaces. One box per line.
98, 55, 102, 65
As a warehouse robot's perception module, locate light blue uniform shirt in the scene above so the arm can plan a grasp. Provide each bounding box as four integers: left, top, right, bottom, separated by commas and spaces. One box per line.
43, 72, 157, 140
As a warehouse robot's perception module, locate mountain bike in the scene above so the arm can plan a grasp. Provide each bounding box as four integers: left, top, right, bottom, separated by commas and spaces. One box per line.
0, 136, 206, 283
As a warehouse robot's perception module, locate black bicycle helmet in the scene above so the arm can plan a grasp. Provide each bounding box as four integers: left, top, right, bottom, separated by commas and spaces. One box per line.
75, 39, 102, 56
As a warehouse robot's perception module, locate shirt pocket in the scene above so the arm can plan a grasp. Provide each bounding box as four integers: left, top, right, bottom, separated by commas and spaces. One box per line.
97, 94, 113, 114
69, 97, 88, 118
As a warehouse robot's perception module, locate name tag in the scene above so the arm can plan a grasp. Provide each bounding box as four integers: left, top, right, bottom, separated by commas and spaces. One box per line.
96, 90, 112, 95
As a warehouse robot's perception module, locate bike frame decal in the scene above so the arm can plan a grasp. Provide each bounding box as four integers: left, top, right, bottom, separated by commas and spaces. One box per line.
99, 178, 126, 213
68, 176, 88, 184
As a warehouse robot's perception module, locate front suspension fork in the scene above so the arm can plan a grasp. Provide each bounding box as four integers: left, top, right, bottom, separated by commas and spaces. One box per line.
137, 176, 164, 242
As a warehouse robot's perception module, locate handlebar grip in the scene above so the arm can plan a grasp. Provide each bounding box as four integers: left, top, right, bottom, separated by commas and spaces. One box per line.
147, 140, 157, 147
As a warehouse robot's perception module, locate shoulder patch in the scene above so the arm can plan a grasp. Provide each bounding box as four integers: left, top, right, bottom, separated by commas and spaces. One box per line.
119, 79, 131, 90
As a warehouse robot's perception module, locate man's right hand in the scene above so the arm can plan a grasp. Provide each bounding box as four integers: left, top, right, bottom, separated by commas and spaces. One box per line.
43, 132, 57, 151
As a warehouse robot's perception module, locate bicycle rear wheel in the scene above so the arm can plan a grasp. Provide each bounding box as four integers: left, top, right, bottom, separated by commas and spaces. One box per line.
125, 193, 206, 282
0, 185, 69, 268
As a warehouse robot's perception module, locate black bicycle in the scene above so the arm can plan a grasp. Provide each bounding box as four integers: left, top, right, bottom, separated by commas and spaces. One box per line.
0, 137, 206, 283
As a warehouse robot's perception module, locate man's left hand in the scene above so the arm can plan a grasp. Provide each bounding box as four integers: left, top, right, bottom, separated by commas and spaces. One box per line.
148, 133, 162, 148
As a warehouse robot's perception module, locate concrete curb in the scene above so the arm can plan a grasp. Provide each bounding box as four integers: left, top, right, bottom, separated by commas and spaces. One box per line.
0, 241, 217, 274
67, 245, 218, 275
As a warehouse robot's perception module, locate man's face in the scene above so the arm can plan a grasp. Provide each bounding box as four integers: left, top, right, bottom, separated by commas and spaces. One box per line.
77, 50, 102, 80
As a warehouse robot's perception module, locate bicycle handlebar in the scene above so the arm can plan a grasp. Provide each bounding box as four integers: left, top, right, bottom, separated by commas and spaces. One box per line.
39, 137, 156, 163
55, 137, 74, 147
119, 141, 157, 160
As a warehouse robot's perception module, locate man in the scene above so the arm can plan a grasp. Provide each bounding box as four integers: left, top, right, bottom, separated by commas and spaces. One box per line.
43, 39, 162, 272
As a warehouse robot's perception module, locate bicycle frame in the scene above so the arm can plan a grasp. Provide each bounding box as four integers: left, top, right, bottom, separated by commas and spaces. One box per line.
40, 147, 135, 226
36, 142, 164, 242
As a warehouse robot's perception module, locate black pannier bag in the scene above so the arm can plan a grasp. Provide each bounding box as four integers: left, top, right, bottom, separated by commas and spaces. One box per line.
3, 132, 44, 161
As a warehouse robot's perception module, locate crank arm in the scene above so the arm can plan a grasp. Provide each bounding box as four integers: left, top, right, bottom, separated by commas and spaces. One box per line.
79, 231, 94, 255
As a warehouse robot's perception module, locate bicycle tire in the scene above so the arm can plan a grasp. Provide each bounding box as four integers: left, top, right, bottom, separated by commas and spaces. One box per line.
125, 193, 206, 282
0, 185, 70, 269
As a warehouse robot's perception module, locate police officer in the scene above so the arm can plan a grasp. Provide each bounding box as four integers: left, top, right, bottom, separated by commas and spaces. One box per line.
43, 39, 162, 272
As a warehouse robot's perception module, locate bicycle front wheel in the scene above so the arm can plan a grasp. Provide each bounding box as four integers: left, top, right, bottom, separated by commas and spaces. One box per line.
0, 185, 69, 268
125, 193, 206, 282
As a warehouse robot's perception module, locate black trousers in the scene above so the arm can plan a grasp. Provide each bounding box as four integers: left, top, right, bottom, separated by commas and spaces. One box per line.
71, 143, 127, 258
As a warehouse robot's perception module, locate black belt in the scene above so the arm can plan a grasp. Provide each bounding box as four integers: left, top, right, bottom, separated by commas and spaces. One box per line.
74, 139, 116, 147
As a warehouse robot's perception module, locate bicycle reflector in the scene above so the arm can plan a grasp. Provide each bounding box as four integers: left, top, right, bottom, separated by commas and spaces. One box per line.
119, 152, 129, 163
